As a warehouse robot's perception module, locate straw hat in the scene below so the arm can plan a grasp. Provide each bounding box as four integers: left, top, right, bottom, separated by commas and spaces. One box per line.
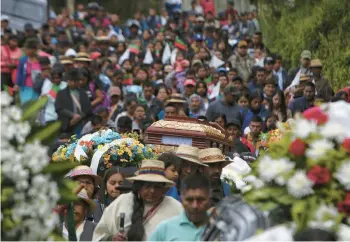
69, 165, 102, 185
74, 52, 92, 62
164, 93, 186, 106
199, 148, 228, 164
77, 188, 96, 209
175, 145, 208, 166
59, 56, 73, 65
299, 74, 311, 82
310, 59, 322, 68
95, 36, 110, 42
127, 160, 174, 186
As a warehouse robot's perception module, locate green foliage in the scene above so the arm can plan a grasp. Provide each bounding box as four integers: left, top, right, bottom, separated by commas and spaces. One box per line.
258, 0, 350, 89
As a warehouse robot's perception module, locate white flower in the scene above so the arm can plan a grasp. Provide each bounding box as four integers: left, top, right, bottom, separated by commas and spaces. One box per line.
258, 156, 295, 182
306, 139, 334, 160
245, 175, 265, 189
337, 224, 350, 241
287, 171, 314, 198
8, 106, 22, 121
335, 160, 350, 190
275, 176, 287, 186
221, 156, 252, 189
309, 204, 339, 230
1, 92, 13, 106
293, 118, 317, 139
320, 122, 345, 141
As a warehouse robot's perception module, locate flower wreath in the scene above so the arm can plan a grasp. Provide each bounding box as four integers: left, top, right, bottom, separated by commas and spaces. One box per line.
52, 129, 157, 174
228, 102, 350, 236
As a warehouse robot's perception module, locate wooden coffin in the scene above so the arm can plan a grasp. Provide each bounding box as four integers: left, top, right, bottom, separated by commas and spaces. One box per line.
144, 116, 234, 153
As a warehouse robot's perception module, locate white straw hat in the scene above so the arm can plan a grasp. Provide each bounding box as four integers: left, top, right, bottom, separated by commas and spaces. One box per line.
175, 145, 208, 167
127, 160, 174, 187
199, 148, 228, 164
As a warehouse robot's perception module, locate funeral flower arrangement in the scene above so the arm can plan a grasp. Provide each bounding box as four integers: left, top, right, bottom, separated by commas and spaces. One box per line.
1, 93, 74, 240
52, 129, 122, 163
230, 102, 350, 234
52, 129, 157, 172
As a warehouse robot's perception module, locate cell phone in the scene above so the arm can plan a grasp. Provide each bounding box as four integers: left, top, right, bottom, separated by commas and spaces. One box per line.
119, 213, 125, 233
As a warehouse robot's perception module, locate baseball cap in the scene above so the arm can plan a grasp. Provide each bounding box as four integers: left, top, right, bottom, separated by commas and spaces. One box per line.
184, 79, 196, 87
264, 56, 275, 65
217, 67, 227, 73
196, 16, 205, 22
238, 40, 248, 48
1, 15, 9, 22
191, 59, 202, 67
109, 86, 121, 97
301, 50, 312, 59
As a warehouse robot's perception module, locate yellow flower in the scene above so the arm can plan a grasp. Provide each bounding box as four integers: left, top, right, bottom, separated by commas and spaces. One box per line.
117, 150, 124, 156
139, 144, 144, 149
120, 159, 128, 163
138, 148, 142, 154
148, 148, 153, 153
98, 144, 103, 150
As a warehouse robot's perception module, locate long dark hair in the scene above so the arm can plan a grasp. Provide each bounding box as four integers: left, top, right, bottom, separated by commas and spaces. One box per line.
127, 181, 145, 241
98, 167, 125, 206
269, 90, 288, 122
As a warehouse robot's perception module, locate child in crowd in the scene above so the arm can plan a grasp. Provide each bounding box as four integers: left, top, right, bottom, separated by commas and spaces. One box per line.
158, 152, 181, 201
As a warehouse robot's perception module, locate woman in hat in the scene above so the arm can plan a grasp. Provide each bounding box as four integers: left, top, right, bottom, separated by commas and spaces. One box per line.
93, 160, 182, 241
68, 165, 103, 223
61, 188, 97, 241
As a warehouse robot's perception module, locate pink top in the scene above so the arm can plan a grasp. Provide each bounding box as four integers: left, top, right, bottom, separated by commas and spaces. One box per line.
25, 61, 41, 87
1, 46, 22, 73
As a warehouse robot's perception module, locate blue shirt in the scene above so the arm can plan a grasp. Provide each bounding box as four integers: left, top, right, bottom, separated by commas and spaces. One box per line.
166, 186, 180, 201
149, 211, 206, 241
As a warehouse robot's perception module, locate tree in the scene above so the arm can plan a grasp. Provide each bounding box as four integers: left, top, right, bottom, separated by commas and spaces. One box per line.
257, 0, 350, 89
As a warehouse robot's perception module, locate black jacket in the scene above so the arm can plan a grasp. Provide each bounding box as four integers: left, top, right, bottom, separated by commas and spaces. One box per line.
55, 88, 92, 133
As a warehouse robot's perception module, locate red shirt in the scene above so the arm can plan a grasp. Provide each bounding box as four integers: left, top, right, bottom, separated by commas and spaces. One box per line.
200, 0, 216, 16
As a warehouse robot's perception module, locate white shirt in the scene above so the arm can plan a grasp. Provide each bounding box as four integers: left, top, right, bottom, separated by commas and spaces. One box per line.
93, 192, 182, 241
62, 220, 86, 241
41, 80, 67, 123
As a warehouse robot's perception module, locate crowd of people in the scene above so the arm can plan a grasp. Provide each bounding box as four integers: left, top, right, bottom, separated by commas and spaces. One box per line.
1, 0, 350, 241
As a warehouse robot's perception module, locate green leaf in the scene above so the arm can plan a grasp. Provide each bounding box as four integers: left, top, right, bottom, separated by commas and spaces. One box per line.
291, 200, 308, 231
21, 96, 48, 121
275, 194, 295, 205
259, 201, 279, 211
244, 187, 285, 201
27, 121, 61, 144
